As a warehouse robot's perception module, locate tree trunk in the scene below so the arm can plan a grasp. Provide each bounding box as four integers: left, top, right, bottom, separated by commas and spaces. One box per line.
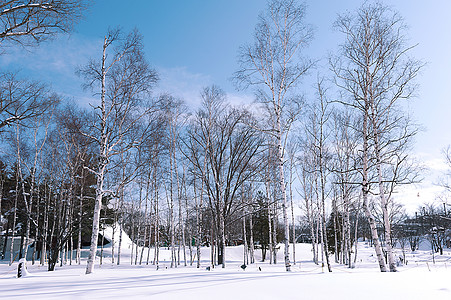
185, 181, 193, 266
249, 210, 255, 264
10, 165, 19, 265
86, 160, 106, 273
117, 197, 124, 265
210, 223, 215, 268
219, 213, 226, 268
77, 173, 84, 265
265, 178, 273, 264
153, 186, 160, 268
272, 212, 277, 264
362, 111, 387, 272
193, 178, 202, 268
290, 170, 296, 265
243, 212, 248, 266
168, 153, 176, 268
333, 195, 339, 264
372, 120, 397, 272
320, 196, 332, 272
86, 36, 109, 275
354, 211, 359, 265
2, 220, 9, 260
276, 128, 291, 272
41, 182, 49, 266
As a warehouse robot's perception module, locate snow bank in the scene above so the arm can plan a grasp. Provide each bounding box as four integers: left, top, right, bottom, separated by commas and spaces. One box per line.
100, 223, 134, 250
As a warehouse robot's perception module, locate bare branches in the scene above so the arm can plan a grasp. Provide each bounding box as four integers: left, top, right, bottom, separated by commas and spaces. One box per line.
234, 0, 313, 94
80, 28, 158, 274
0, 72, 58, 132
331, 2, 423, 273
234, 0, 315, 272
183, 86, 263, 267
0, 0, 88, 47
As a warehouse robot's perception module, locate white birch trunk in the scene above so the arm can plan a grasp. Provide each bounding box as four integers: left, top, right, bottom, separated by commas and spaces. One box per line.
168, 146, 176, 268
271, 211, 277, 264
117, 197, 124, 266
111, 218, 116, 265
289, 166, 296, 265
265, 177, 273, 264
249, 210, 255, 264
32, 185, 39, 265
243, 211, 248, 266
276, 114, 291, 271
117, 225, 123, 265
85, 36, 109, 275
9, 175, 18, 265
220, 208, 226, 268
196, 178, 203, 268
320, 190, 332, 272
41, 183, 49, 266
373, 127, 397, 272
184, 178, 192, 267
353, 209, 359, 265
361, 111, 387, 272
77, 171, 84, 265
319, 210, 325, 272
153, 186, 160, 268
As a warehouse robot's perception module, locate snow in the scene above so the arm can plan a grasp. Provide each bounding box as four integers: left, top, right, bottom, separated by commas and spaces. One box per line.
1, 241, 451, 299
17, 258, 30, 278
101, 223, 134, 250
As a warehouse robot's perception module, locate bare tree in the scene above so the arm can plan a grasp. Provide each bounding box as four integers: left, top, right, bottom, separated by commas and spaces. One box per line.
330, 109, 360, 268
439, 146, 451, 193
78, 28, 158, 274
20, 99, 57, 261
0, 72, 57, 133
184, 86, 262, 268
158, 94, 188, 268
302, 81, 333, 272
297, 150, 318, 264
0, 0, 87, 47
234, 0, 313, 272
286, 141, 298, 265
54, 104, 93, 266
331, 2, 423, 272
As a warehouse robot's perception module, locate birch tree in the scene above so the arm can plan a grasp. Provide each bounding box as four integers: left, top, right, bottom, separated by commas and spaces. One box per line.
286, 141, 298, 264
55, 105, 93, 265
158, 94, 187, 268
235, 0, 313, 271
297, 151, 318, 264
330, 110, 359, 268
20, 99, 57, 262
302, 81, 332, 272
78, 28, 158, 274
331, 2, 422, 272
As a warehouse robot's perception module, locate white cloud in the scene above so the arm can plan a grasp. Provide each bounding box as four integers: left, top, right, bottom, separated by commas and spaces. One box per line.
0, 34, 102, 108
395, 183, 446, 214
154, 67, 256, 111
393, 151, 451, 214
154, 66, 212, 108
227, 93, 254, 107
0, 34, 101, 74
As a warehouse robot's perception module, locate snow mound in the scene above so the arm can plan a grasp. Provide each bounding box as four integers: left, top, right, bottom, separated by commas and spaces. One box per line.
100, 223, 134, 250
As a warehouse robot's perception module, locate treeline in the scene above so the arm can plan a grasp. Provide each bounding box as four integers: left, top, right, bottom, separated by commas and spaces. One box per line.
1, 0, 444, 275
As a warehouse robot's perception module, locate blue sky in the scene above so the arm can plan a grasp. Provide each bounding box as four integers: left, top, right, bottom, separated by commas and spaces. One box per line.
1, 0, 451, 211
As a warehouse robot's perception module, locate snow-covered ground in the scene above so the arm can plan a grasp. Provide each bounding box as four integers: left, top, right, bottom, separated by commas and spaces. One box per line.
1, 240, 451, 299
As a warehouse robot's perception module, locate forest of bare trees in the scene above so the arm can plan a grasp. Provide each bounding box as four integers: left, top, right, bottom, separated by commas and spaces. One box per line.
1, 0, 450, 276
